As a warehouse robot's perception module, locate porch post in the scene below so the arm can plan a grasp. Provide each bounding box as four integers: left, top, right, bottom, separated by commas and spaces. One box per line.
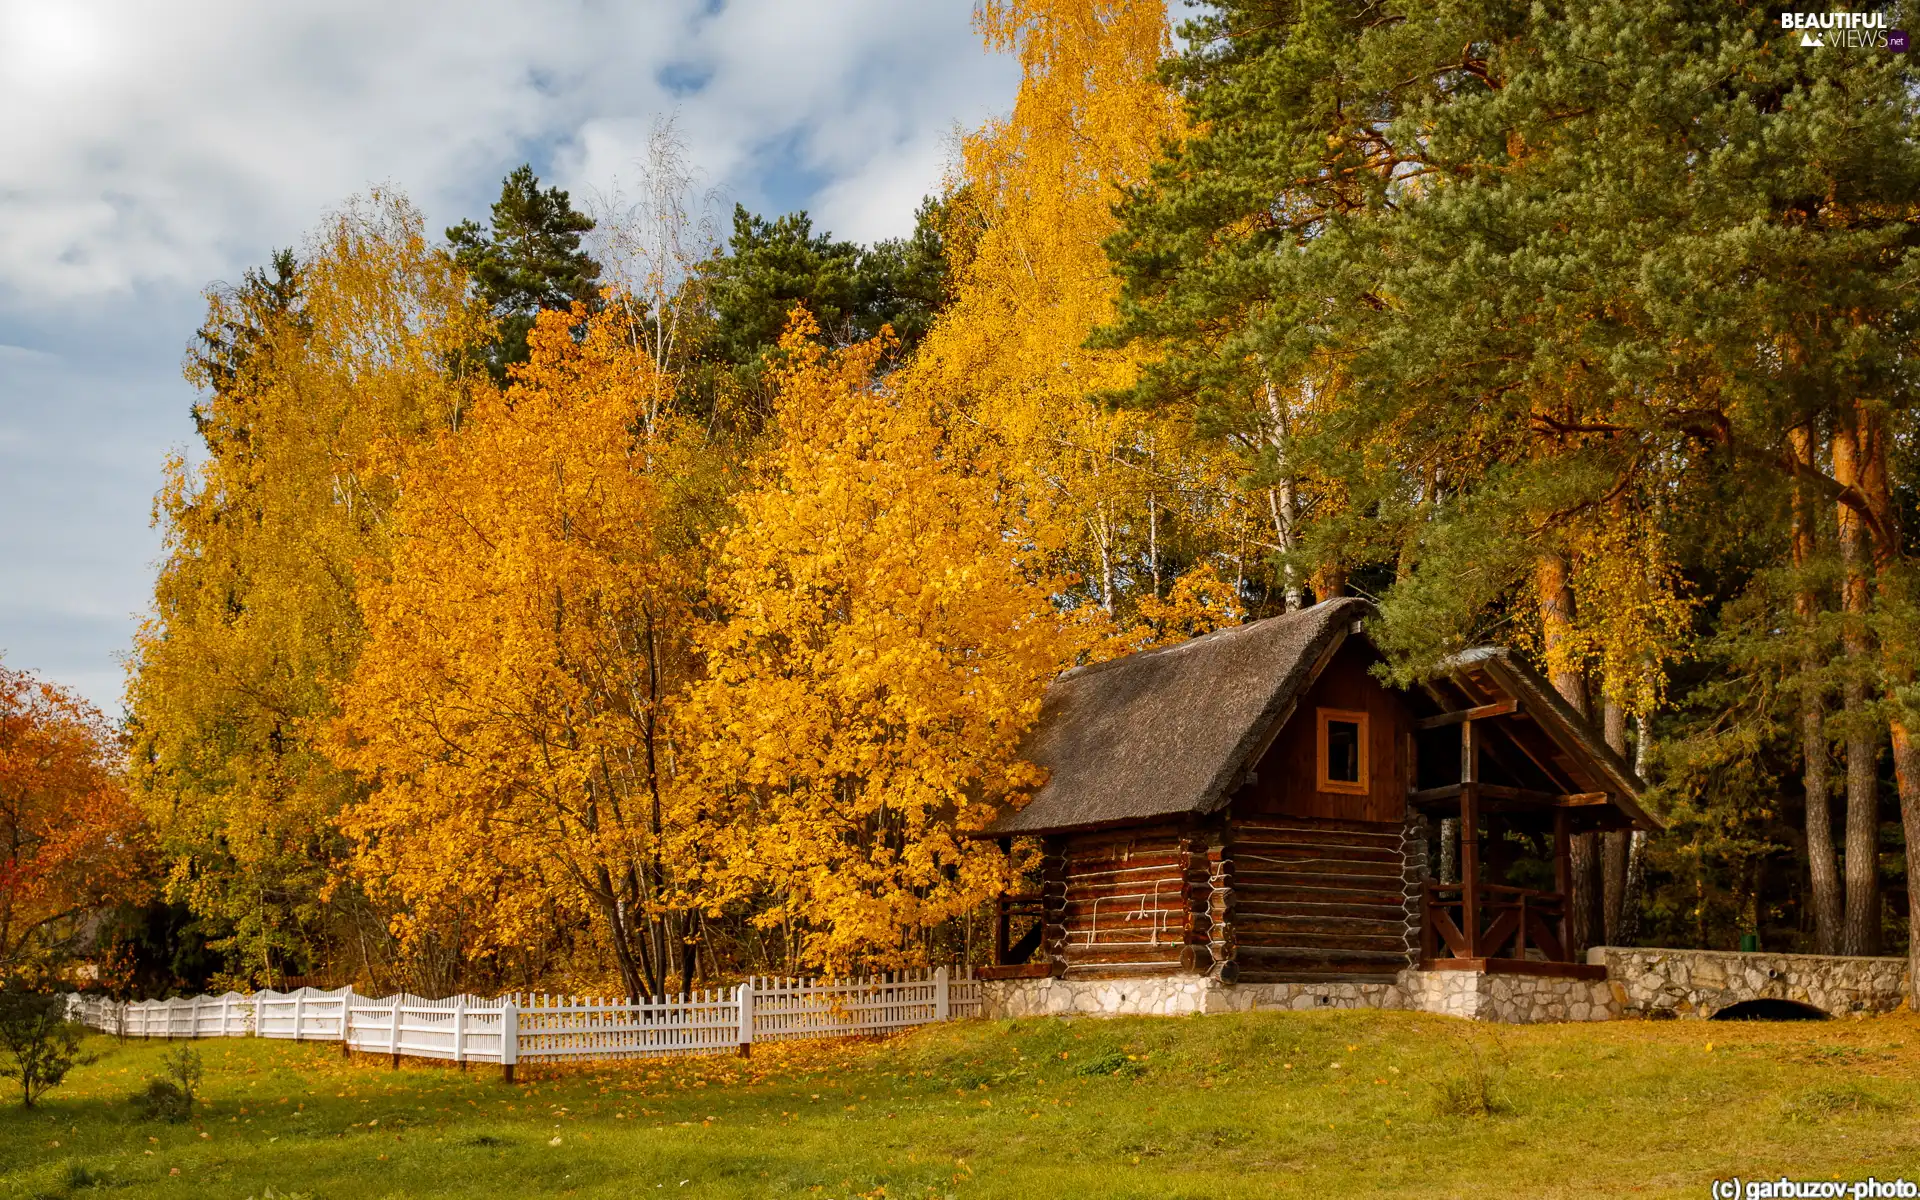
1459, 719, 1481, 958
1553, 807, 1572, 960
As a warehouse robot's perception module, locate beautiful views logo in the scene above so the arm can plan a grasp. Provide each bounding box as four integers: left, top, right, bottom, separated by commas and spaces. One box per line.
1780, 10, 1907, 49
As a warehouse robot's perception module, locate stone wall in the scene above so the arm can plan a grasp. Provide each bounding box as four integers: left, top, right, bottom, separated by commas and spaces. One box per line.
1405, 970, 1615, 1023
979, 969, 1612, 1023
1590, 946, 1909, 1018
979, 948, 1914, 1025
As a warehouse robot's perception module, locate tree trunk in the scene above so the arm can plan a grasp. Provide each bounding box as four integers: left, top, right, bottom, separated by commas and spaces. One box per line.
1262, 374, 1305, 612
1897, 731, 1920, 1006
1792, 425, 1843, 955
1617, 715, 1652, 947
1601, 699, 1630, 944
1833, 414, 1880, 956
1846, 401, 1920, 1002
596, 866, 649, 1004
1537, 552, 1599, 953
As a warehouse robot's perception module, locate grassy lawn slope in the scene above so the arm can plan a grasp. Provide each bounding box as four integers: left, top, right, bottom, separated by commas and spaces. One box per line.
4, 1009, 1917, 1198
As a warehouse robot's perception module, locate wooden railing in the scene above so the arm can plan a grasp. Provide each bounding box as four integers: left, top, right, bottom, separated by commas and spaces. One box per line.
1422, 881, 1569, 964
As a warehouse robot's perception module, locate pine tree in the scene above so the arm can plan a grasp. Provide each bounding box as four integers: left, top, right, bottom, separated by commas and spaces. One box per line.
1099, 0, 1920, 964
448, 164, 602, 379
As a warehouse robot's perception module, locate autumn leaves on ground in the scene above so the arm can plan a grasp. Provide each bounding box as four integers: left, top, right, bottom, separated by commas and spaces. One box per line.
5, 1010, 1919, 1200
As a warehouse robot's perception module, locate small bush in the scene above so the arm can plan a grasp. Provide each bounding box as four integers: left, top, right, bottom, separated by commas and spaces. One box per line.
61, 1161, 107, 1190
1432, 1031, 1509, 1118
0, 988, 89, 1108
161, 1044, 204, 1108
1072, 1051, 1145, 1079
130, 1078, 192, 1123
130, 1045, 204, 1123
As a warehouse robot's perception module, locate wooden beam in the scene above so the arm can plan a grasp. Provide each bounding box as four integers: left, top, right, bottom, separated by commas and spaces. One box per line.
1419, 957, 1608, 981
1557, 792, 1611, 807
1412, 782, 1588, 809
1415, 701, 1518, 731
1479, 783, 1561, 804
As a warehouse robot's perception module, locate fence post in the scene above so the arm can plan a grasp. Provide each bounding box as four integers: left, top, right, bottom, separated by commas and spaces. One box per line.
500, 1001, 519, 1084
292, 990, 305, 1043
388, 999, 402, 1069
453, 997, 467, 1071
935, 966, 949, 1022
736, 981, 754, 1058
220, 994, 231, 1037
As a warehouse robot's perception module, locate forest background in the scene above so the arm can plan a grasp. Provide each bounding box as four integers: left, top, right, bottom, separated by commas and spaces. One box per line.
5, 0, 1919, 1005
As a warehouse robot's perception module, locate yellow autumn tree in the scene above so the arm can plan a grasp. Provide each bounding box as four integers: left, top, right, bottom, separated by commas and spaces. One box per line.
127, 190, 484, 986
683, 313, 1087, 974
901, 0, 1262, 622
333, 302, 726, 1001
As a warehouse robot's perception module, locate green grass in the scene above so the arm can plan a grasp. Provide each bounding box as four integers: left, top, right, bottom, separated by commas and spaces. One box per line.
4, 1009, 1919, 1198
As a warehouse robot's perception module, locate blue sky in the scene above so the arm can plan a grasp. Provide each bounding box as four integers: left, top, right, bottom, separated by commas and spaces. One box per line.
0, 0, 1021, 714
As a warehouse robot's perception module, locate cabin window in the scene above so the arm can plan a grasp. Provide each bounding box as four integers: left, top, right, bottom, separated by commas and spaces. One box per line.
1316, 708, 1370, 795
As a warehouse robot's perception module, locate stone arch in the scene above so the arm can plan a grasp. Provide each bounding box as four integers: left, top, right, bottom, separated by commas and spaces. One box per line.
1709, 998, 1829, 1021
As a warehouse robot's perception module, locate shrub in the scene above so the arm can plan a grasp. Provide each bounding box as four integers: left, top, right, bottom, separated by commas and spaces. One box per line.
130, 1078, 192, 1122
0, 987, 88, 1108
1072, 1050, 1146, 1079
62, 1161, 107, 1190
1431, 1031, 1509, 1118
130, 1045, 203, 1122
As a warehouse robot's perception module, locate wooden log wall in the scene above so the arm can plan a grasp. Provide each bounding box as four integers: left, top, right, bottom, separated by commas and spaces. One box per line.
1228, 818, 1414, 982
1206, 837, 1235, 980
1055, 824, 1191, 978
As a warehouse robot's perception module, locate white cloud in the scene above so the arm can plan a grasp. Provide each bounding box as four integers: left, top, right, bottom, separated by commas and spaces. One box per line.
0, 0, 1021, 711
0, 0, 1015, 303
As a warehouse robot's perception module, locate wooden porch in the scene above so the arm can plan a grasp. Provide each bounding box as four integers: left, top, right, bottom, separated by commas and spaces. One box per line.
1405, 672, 1636, 982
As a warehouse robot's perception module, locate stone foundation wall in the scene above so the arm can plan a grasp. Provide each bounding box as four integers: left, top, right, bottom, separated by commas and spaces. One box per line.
979, 969, 1613, 1024
979, 948, 1914, 1025
1405, 970, 1615, 1023
1590, 946, 1909, 1018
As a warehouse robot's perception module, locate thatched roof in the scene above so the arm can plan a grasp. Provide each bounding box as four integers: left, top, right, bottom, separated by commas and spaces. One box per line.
981, 598, 1368, 836
979, 598, 1659, 837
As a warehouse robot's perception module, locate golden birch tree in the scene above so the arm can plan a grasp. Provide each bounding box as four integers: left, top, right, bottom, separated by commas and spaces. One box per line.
683, 314, 1087, 974
333, 301, 727, 1000
127, 191, 484, 986
902, 0, 1262, 622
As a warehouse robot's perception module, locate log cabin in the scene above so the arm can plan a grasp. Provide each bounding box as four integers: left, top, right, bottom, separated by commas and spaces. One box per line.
976, 597, 1660, 985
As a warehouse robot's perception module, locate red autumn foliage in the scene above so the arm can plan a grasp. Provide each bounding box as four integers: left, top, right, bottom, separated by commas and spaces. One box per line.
0, 663, 151, 976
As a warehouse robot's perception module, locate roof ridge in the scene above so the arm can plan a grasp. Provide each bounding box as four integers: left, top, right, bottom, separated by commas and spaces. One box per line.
1059, 596, 1367, 682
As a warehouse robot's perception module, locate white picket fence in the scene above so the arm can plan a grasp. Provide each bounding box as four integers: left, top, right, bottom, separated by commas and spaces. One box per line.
65, 967, 981, 1077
